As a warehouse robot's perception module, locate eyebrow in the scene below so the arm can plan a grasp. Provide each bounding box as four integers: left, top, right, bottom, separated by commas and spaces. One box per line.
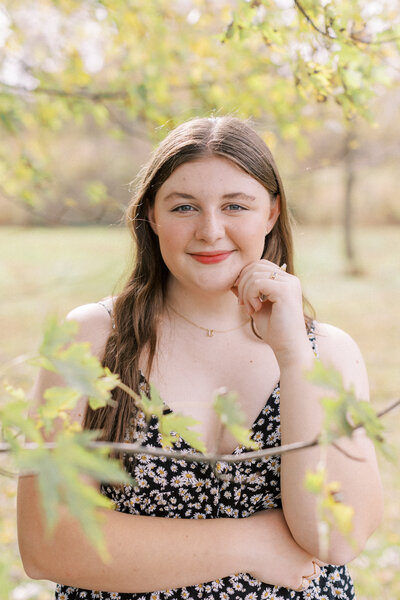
163, 192, 256, 202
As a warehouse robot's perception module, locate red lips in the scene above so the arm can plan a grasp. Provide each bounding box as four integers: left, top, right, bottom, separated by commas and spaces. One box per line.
189, 251, 234, 264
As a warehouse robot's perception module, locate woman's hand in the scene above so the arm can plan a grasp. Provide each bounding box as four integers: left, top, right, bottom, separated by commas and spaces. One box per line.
233, 260, 311, 365
243, 510, 325, 591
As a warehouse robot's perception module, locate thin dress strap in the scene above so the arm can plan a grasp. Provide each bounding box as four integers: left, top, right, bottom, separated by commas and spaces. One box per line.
307, 319, 319, 358
98, 300, 115, 329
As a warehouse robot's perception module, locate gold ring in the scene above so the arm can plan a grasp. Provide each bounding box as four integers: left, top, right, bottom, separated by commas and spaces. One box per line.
270, 271, 278, 280
280, 263, 287, 272
259, 293, 266, 302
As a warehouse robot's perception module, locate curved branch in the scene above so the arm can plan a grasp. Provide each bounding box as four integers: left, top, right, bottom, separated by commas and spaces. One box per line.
0, 186, 54, 224
2, 396, 399, 478
331, 441, 364, 461
351, 33, 400, 46
294, 0, 331, 38
2, 437, 320, 473
375, 398, 400, 421
294, 0, 400, 46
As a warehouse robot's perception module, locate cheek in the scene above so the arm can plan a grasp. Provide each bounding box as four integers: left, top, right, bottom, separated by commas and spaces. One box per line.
234, 221, 267, 258
157, 223, 188, 260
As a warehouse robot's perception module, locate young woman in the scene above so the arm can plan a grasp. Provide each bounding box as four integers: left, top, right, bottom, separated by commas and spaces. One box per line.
18, 117, 383, 599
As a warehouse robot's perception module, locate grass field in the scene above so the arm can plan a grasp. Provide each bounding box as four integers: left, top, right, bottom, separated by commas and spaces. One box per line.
1, 225, 399, 599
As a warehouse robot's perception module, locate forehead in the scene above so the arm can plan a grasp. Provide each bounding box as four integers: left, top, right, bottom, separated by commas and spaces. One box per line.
156, 156, 269, 199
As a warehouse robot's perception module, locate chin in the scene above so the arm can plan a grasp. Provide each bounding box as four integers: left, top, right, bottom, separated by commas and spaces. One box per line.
194, 279, 235, 294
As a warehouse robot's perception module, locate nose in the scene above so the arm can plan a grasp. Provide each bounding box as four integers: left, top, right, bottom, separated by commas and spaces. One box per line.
194, 211, 225, 243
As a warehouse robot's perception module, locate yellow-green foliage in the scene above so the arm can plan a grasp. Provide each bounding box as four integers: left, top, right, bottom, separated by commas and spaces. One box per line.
0, 225, 399, 598
0, 0, 399, 219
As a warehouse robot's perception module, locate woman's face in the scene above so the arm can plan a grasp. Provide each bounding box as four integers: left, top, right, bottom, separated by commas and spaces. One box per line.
149, 156, 280, 294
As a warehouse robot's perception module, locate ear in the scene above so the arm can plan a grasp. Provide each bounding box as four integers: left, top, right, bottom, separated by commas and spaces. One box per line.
266, 193, 280, 234
147, 206, 158, 236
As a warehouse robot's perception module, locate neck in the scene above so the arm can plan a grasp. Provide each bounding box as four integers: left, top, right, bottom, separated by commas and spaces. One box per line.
166, 279, 246, 327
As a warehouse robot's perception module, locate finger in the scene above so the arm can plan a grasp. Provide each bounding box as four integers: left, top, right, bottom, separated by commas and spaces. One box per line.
238, 262, 289, 296
303, 561, 321, 580
237, 268, 269, 302
313, 559, 328, 569
234, 259, 280, 289
237, 264, 290, 312
242, 276, 283, 311
293, 576, 310, 592
240, 273, 265, 313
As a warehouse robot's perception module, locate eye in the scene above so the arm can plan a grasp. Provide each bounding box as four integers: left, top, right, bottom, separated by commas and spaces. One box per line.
171, 204, 196, 213
225, 204, 247, 211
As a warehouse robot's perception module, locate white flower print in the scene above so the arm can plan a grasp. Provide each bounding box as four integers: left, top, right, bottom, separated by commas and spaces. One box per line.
56, 326, 355, 600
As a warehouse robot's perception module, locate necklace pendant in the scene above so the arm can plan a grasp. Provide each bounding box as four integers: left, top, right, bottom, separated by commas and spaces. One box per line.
207, 329, 215, 337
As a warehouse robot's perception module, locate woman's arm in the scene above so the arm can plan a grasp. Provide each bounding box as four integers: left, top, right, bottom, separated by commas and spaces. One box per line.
278, 322, 383, 564
18, 473, 244, 591
19, 476, 318, 592
17, 303, 318, 593
235, 262, 384, 564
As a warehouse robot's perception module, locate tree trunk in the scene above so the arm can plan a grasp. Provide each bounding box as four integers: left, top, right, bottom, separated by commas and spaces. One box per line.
343, 132, 362, 275
344, 155, 355, 262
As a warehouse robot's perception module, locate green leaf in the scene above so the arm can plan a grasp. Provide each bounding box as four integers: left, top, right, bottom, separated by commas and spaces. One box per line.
51, 343, 103, 395
42, 386, 81, 414
322, 481, 355, 537
39, 316, 78, 357
88, 371, 120, 410
140, 383, 164, 420
324, 496, 354, 537
214, 389, 246, 426
305, 360, 344, 392
228, 423, 258, 450
16, 429, 133, 558
159, 413, 206, 453
85, 181, 108, 206
1, 384, 42, 445
320, 393, 354, 442
56, 430, 133, 485
16, 446, 62, 531
214, 389, 258, 450
224, 20, 235, 41
47, 343, 118, 410
304, 467, 325, 494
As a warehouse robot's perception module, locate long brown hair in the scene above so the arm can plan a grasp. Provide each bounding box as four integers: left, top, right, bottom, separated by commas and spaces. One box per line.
83, 116, 314, 443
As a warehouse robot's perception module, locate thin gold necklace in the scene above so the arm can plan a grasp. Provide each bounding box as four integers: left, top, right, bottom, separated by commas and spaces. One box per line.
168, 304, 250, 337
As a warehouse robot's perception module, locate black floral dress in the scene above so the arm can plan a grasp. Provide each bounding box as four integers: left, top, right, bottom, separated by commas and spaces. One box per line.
55, 325, 356, 600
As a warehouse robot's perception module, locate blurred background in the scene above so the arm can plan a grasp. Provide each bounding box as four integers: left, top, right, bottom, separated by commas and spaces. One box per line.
0, 1, 399, 598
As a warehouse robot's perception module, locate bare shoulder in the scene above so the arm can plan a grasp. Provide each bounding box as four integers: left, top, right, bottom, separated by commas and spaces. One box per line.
314, 322, 369, 401
29, 300, 115, 427
66, 298, 114, 361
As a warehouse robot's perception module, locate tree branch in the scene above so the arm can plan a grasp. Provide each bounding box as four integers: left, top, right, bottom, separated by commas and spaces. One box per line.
1, 437, 320, 471
294, 0, 330, 38
374, 398, 400, 421
0, 83, 129, 102
1, 396, 399, 477
294, 0, 400, 46
331, 441, 364, 461
350, 33, 400, 46
0, 186, 54, 225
